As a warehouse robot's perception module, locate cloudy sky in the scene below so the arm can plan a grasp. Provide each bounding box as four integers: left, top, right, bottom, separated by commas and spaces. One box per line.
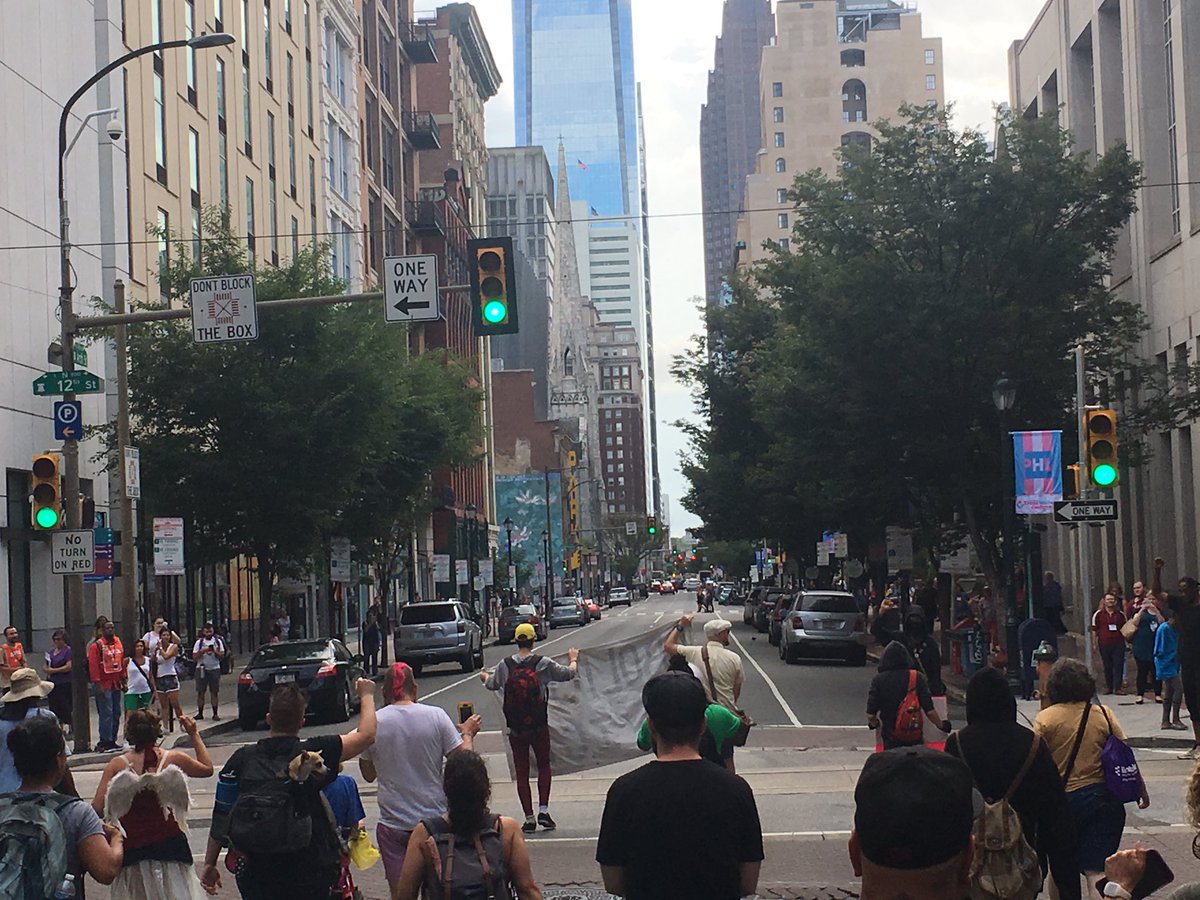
419, 0, 1051, 535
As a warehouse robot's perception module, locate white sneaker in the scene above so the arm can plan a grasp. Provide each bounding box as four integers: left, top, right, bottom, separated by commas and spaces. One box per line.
1178, 745, 1200, 761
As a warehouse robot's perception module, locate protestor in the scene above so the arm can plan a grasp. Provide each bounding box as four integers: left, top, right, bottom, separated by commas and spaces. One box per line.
201, 679, 377, 898
394, 750, 542, 900
88, 618, 125, 752
636, 655, 741, 771
362, 610, 381, 675
872, 603, 945, 696
944, 666, 1079, 898
867, 641, 950, 750
91, 709, 213, 898
850, 746, 978, 900
323, 762, 369, 900
1035, 658, 1149, 899
43, 629, 74, 730
597, 672, 763, 900
0, 668, 62, 792
360, 662, 480, 897
664, 615, 744, 711
481, 623, 578, 832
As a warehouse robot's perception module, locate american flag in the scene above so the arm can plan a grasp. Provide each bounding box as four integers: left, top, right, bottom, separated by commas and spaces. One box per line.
590, 206, 599, 217
577, 159, 588, 170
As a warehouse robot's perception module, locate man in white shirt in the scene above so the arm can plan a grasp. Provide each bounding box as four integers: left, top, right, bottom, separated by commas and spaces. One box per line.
359, 661, 480, 896
664, 616, 744, 711
192, 622, 225, 720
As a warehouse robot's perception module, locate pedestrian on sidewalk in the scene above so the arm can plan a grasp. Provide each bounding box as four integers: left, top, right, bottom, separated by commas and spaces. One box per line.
193, 623, 225, 721
1092, 594, 1127, 695
142, 617, 179, 660
0, 626, 27, 694
1044, 572, 1068, 635
394, 750, 542, 900
91, 709, 214, 898
201, 678, 378, 898
359, 661, 480, 897
1154, 612, 1187, 730
867, 641, 950, 750
0, 668, 62, 792
123, 639, 156, 739
849, 746, 976, 900
1035, 659, 1149, 899
1154, 558, 1200, 759
88, 618, 125, 753
362, 610, 381, 676
596, 672, 763, 900
154, 625, 185, 733
43, 629, 74, 731
944, 666, 1079, 898
481, 623, 579, 833
1126, 584, 1164, 704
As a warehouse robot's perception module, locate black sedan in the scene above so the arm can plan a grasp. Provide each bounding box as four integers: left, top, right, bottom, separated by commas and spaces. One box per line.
237, 638, 365, 729
497, 604, 549, 643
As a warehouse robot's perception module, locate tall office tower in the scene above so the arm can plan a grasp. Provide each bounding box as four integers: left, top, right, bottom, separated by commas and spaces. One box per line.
700, 0, 775, 309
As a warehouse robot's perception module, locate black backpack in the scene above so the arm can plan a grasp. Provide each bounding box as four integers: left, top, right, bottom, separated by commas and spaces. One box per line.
228, 739, 333, 858
419, 816, 514, 900
502, 656, 547, 733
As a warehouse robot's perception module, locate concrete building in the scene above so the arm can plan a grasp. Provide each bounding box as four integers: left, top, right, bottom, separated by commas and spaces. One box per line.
701, 0, 775, 309
736, 0, 943, 265
319, 0, 363, 289
591, 322, 648, 517
1010, 0, 1200, 623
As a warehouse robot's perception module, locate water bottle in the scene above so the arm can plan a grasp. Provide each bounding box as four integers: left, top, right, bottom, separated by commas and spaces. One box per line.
52, 872, 76, 899
214, 771, 240, 819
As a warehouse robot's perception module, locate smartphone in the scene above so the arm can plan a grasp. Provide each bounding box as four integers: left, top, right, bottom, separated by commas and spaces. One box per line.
457, 701, 475, 724
1132, 850, 1173, 900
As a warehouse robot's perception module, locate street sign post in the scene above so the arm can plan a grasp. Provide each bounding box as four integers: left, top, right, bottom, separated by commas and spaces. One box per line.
53, 401, 82, 441
51, 530, 95, 575
330, 537, 352, 583
383, 255, 440, 323
432, 554, 450, 581
33, 370, 103, 396
124, 447, 141, 500
152, 517, 186, 575
85, 527, 114, 583
190, 274, 259, 344
1053, 500, 1119, 524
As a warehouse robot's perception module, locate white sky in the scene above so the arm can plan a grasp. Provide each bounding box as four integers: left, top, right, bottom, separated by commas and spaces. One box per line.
429, 0, 1051, 536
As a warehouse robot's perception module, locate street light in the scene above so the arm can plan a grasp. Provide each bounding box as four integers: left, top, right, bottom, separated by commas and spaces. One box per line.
56, 31, 235, 754
465, 503, 477, 616
503, 516, 514, 602
541, 529, 550, 601
993, 376, 1022, 694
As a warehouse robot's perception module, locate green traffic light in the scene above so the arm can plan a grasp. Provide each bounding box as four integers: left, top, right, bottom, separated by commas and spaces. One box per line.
1092, 464, 1117, 487
483, 300, 507, 324
35, 507, 60, 529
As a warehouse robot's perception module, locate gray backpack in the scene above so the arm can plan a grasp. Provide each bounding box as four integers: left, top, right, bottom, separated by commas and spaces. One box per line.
419, 816, 514, 900
0, 792, 75, 898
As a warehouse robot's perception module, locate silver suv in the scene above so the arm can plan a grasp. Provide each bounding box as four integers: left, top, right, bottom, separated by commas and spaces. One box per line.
393, 601, 483, 674
778, 591, 867, 666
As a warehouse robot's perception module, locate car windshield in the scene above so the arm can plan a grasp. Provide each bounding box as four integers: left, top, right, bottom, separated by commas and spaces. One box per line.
553, 599, 577, 608
250, 641, 330, 665
502, 605, 536, 617
800, 594, 859, 614
400, 604, 457, 625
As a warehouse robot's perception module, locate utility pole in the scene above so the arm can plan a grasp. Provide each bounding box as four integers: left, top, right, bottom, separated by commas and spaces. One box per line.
1077, 345, 1093, 676
114, 280, 139, 639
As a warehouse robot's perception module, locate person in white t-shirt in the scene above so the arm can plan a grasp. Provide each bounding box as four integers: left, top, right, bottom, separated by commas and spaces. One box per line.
359, 661, 481, 896
154, 625, 185, 732
192, 623, 225, 720
124, 640, 156, 739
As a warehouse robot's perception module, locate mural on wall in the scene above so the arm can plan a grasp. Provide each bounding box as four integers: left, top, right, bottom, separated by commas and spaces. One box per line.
496, 473, 564, 581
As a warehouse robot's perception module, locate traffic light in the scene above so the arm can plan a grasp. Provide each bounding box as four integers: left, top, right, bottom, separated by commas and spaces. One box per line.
646, 516, 658, 536
31, 453, 62, 530
467, 236, 519, 336
1084, 409, 1118, 488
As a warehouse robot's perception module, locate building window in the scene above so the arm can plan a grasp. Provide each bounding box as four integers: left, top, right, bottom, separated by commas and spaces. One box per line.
242, 57, 253, 156
381, 122, 396, 194
774, 157, 786, 173
925, 48, 936, 65
153, 72, 167, 183
286, 52, 295, 108
926, 74, 937, 91
772, 81, 783, 97
283, 0, 291, 33
777, 188, 788, 204
188, 128, 201, 222
185, 0, 197, 104
842, 79, 867, 124
841, 48, 865, 67
245, 177, 256, 265
263, 0, 273, 93
151, 0, 162, 43
308, 155, 316, 227
304, 1, 314, 136
1164, 0, 1181, 234
325, 20, 350, 106
156, 209, 170, 302
772, 106, 784, 123
778, 237, 790, 251
215, 0, 224, 29
291, 216, 299, 258
564, 347, 574, 375
778, 213, 789, 229
773, 132, 785, 148
218, 132, 229, 207
287, 116, 296, 198
269, 179, 278, 265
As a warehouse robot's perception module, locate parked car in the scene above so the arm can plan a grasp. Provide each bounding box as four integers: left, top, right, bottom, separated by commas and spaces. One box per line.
609, 587, 633, 607
237, 638, 365, 730
497, 604, 548, 643
778, 591, 867, 665
585, 598, 602, 621
743, 587, 765, 625
755, 588, 792, 636
549, 596, 589, 628
393, 601, 483, 675
682, 576, 702, 592
767, 590, 798, 645
715, 583, 739, 605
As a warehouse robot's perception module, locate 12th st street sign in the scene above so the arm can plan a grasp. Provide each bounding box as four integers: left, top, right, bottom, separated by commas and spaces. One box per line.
33, 370, 103, 396
1054, 500, 1119, 524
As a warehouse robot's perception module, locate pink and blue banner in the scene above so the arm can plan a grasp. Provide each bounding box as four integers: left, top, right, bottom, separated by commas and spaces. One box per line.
1013, 430, 1063, 514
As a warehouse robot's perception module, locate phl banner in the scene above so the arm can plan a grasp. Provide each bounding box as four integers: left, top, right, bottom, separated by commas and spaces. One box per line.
1012, 430, 1063, 515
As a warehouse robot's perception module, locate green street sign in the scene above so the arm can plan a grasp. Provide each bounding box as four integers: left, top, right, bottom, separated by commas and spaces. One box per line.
33, 370, 104, 396
74, 344, 88, 366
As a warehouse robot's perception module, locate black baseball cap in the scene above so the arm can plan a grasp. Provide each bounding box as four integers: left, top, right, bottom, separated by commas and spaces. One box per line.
854, 746, 980, 870
642, 671, 707, 732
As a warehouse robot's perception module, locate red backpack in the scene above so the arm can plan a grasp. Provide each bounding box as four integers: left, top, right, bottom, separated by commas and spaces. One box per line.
892, 670, 924, 744
502, 656, 547, 733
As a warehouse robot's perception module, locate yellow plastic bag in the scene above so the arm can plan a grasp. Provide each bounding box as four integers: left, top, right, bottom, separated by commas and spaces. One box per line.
348, 826, 381, 870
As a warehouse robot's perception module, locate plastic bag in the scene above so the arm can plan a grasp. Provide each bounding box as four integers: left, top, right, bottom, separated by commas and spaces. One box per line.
348, 827, 381, 870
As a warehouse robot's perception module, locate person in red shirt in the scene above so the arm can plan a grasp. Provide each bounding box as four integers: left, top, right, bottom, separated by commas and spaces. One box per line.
0, 625, 27, 693
88, 617, 125, 752
1092, 593, 1128, 695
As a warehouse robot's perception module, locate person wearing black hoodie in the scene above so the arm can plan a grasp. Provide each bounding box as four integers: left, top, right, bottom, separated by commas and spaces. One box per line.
872, 604, 946, 696
867, 642, 951, 749
945, 666, 1080, 899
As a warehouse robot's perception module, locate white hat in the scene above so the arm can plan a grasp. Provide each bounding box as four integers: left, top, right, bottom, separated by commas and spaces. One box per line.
704, 618, 733, 640
3, 668, 55, 704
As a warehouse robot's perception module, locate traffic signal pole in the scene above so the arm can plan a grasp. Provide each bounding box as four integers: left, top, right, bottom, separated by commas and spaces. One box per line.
1076, 344, 1093, 676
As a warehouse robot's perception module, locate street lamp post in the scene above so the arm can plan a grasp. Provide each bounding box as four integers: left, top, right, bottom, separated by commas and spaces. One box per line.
503, 516, 514, 603
465, 503, 477, 619
992, 376, 1022, 694
57, 31, 235, 753
541, 529, 550, 602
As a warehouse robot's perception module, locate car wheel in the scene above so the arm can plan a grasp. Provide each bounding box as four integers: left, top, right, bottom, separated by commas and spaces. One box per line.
849, 647, 868, 667
473, 643, 484, 668
330, 680, 351, 723
460, 646, 475, 673
238, 709, 258, 730
784, 643, 797, 665
410, 664, 422, 677
768, 628, 780, 647
778, 639, 785, 661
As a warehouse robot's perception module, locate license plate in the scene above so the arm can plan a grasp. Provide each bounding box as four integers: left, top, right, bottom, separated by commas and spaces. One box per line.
821, 620, 842, 631
275, 672, 296, 684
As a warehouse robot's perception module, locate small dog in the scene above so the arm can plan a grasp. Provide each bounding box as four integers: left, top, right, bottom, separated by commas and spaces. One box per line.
287, 750, 328, 782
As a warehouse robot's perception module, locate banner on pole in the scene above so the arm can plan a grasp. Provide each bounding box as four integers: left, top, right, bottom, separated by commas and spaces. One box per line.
1013, 430, 1063, 515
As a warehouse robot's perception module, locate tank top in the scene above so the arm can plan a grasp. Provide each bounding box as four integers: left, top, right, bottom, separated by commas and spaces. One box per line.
106, 748, 193, 865
155, 646, 178, 677
126, 658, 151, 695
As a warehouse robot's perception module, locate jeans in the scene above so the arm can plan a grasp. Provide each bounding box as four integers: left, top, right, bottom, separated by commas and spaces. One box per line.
94, 685, 121, 744
1099, 644, 1125, 694
509, 726, 552, 816
1134, 657, 1161, 697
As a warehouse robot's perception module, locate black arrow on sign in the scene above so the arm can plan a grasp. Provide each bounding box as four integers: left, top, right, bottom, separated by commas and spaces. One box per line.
393, 296, 432, 316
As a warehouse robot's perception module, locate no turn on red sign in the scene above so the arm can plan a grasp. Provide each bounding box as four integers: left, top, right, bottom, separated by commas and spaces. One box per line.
51, 530, 95, 575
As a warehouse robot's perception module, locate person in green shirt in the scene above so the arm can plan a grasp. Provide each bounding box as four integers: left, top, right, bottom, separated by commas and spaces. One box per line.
635, 657, 741, 771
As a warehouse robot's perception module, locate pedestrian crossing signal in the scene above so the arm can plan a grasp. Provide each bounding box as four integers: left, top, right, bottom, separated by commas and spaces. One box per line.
31, 453, 62, 530
1084, 409, 1118, 488
468, 237, 519, 336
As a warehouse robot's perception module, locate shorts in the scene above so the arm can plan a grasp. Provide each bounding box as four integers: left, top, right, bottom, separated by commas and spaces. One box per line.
196, 669, 221, 693
156, 674, 180, 693
376, 823, 413, 882
1067, 782, 1126, 872
124, 691, 153, 711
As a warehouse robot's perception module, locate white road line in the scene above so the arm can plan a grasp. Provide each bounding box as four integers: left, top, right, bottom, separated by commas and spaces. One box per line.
728, 630, 803, 728
448, 829, 856, 846
653, 612, 665, 626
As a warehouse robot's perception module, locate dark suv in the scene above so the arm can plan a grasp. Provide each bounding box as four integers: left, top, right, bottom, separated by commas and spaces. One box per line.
754, 588, 793, 638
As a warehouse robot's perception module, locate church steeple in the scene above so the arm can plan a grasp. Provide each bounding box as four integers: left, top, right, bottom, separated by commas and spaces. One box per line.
554, 141, 583, 302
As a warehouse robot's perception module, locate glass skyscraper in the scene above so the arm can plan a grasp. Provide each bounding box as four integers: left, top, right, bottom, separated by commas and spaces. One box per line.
513, 0, 639, 218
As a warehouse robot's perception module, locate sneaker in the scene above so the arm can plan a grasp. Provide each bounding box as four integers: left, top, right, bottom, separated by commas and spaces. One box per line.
1178, 745, 1200, 760
1162, 722, 1174, 730
522, 816, 537, 834
1172, 722, 1190, 731
196, 712, 204, 720
537, 812, 557, 831
1136, 697, 1144, 704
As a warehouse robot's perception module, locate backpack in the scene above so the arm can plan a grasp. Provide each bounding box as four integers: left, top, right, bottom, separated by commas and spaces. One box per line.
961, 735, 1043, 900
502, 656, 546, 733
419, 815, 514, 900
0, 791, 76, 898
892, 670, 924, 744
228, 740, 332, 858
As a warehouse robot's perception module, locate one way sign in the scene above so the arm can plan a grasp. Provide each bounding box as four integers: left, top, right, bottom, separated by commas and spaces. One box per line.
1054, 500, 1119, 524
383, 254, 440, 323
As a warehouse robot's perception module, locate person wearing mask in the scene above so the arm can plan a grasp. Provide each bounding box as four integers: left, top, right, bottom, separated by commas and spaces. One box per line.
87, 618, 124, 753
394, 750, 542, 900
359, 662, 480, 897
0, 668, 61, 793
944, 666, 1079, 898
43, 629, 73, 732
1035, 659, 1149, 899
867, 641, 950, 750
873, 603, 945, 696
1153, 559, 1200, 759
155, 625, 185, 733
193, 623, 225, 721
0, 626, 27, 694
1092, 594, 1128, 695
91, 709, 213, 897
1155, 612, 1187, 730
0, 716, 124, 896
1126, 584, 1164, 703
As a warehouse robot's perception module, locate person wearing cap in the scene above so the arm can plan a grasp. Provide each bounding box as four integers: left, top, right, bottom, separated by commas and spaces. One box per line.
481, 623, 579, 833
0, 667, 61, 792
850, 745, 979, 899
664, 615, 744, 713
361, 661, 481, 897
597, 671, 763, 900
